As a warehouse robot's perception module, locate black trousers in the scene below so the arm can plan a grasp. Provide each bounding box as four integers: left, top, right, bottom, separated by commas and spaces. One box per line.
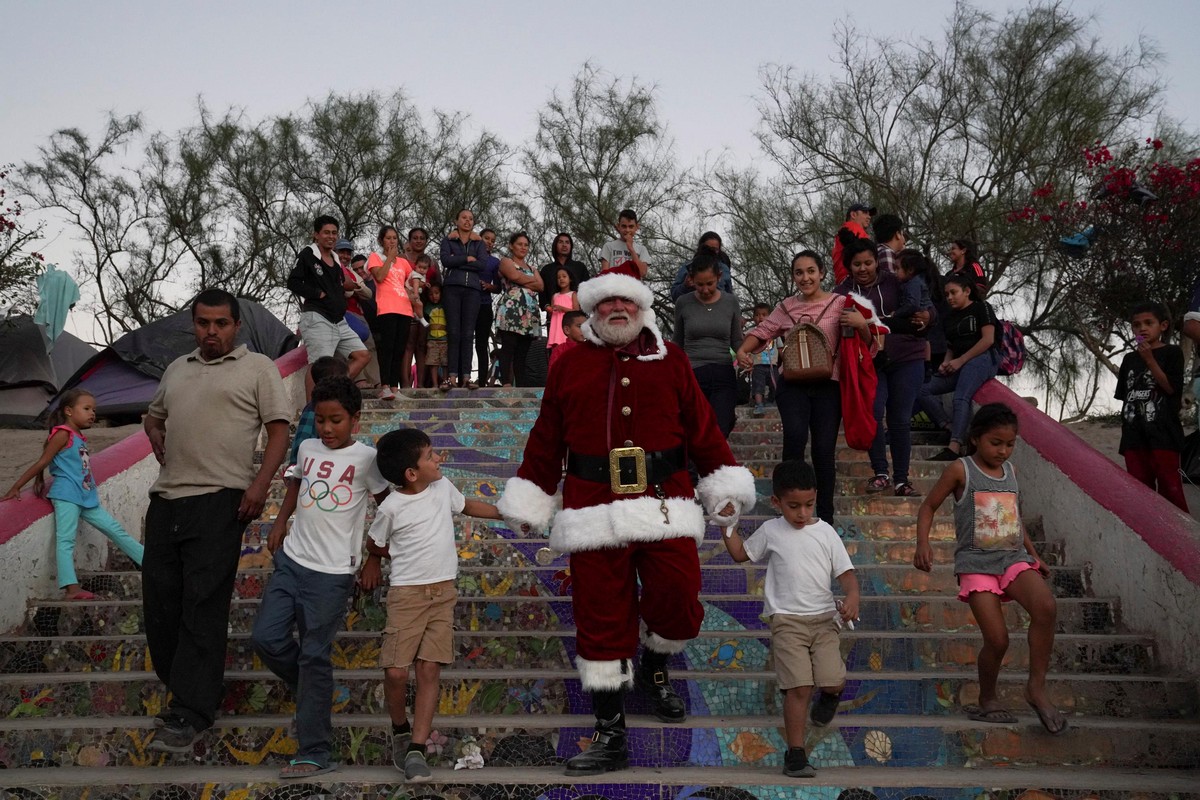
142, 489, 245, 730
444, 283, 482, 380
475, 299, 494, 384
693, 362, 738, 438
775, 378, 842, 524
375, 313, 413, 388
499, 330, 534, 386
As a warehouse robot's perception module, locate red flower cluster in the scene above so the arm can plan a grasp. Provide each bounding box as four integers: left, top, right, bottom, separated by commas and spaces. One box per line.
1031, 182, 1055, 198
1147, 137, 1164, 150
1083, 145, 1113, 168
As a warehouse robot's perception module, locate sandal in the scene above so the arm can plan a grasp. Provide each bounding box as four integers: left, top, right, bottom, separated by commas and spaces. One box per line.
439, 380, 453, 393
465, 380, 479, 391
865, 475, 891, 493
894, 482, 920, 497
967, 706, 1017, 724
279, 759, 338, 778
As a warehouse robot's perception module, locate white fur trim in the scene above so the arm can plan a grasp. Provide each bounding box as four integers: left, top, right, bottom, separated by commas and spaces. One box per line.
578, 272, 654, 314
576, 656, 635, 691
580, 319, 667, 362
548, 496, 705, 553
848, 290, 890, 334
1185, 311, 1200, 324
643, 630, 690, 655
497, 476, 558, 534
696, 465, 757, 529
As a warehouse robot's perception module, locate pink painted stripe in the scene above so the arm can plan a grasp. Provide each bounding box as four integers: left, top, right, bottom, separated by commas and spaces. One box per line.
976, 381, 1200, 586
0, 347, 309, 545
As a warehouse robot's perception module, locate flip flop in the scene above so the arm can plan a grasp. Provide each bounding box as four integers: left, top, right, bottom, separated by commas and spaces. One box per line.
65, 590, 97, 601
1026, 700, 1069, 735
279, 759, 338, 779
967, 706, 1017, 724
439, 380, 453, 393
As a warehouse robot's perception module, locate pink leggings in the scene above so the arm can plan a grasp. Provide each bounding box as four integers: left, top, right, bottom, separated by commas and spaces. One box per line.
1124, 448, 1189, 512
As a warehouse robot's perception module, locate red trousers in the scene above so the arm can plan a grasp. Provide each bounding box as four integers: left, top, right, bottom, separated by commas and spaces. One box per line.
569, 537, 703, 662
1124, 448, 1189, 512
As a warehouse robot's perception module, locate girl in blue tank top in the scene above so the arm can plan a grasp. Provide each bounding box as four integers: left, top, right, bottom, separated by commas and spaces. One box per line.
912, 402, 1068, 736
2, 389, 143, 599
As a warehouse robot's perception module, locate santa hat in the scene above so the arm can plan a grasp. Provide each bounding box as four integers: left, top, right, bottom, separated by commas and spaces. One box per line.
578, 263, 654, 314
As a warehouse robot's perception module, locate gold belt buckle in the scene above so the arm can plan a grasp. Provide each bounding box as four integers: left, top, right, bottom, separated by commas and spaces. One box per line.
609, 446, 648, 494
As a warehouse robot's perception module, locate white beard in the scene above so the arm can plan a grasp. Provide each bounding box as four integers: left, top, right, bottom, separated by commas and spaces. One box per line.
590, 308, 644, 347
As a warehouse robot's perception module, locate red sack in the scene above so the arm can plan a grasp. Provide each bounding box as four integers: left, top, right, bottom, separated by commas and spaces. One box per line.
839, 293, 886, 450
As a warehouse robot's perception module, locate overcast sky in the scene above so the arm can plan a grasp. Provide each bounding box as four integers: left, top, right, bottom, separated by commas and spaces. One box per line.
3, 0, 1198, 346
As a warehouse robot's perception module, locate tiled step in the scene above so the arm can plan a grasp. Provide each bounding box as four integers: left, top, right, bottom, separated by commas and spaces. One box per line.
20, 594, 1119, 636
1, 706, 1197, 769
1, 668, 1195, 726
0, 628, 1156, 676
2, 764, 1196, 799
74, 563, 1089, 601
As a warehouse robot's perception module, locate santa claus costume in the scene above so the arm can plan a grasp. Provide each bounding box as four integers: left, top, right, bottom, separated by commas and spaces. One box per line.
498, 264, 756, 775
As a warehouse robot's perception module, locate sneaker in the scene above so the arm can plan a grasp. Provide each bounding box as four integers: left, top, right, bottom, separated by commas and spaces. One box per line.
390, 727, 412, 770
783, 746, 816, 778
752, 403, 765, 418
403, 749, 432, 782
148, 716, 200, 753
810, 689, 843, 727
865, 474, 891, 493
894, 482, 920, 497
378, 386, 396, 401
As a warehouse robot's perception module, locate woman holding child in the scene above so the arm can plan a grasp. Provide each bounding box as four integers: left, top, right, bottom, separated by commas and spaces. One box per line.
737, 250, 871, 524
834, 239, 931, 498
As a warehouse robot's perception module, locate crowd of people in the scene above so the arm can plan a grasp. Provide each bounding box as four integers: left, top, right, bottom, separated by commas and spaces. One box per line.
19, 195, 1200, 782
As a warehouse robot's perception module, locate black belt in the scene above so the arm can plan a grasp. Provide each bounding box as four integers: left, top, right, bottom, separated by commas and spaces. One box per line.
566, 446, 687, 493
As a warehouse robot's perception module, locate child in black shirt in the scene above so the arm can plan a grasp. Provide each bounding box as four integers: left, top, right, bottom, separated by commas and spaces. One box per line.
916, 275, 999, 460
1116, 301, 1187, 511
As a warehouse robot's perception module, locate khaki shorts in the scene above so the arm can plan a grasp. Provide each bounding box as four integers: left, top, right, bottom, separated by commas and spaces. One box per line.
769, 612, 846, 690
380, 580, 457, 668
425, 338, 448, 366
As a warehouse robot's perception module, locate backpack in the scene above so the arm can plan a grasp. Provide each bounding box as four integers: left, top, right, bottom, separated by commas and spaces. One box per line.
995, 318, 1026, 376
780, 297, 839, 382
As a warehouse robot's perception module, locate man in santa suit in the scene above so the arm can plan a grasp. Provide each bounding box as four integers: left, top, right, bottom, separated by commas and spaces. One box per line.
498, 264, 757, 776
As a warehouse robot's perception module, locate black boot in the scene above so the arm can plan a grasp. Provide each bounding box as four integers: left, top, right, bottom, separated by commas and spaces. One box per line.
636, 653, 687, 723
564, 714, 628, 776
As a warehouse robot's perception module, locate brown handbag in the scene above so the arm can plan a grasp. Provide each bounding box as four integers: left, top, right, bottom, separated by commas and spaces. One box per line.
779, 297, 839, 382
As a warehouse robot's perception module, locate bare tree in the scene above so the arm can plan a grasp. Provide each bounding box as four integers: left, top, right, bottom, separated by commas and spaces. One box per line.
748, 0, 1162, 416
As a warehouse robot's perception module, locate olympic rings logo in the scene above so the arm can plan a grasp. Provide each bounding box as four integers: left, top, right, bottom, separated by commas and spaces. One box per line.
298, 477, 354, 511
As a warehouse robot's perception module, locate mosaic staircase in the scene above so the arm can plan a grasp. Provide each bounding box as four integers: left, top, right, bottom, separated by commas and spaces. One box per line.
1, 389, 1198, 800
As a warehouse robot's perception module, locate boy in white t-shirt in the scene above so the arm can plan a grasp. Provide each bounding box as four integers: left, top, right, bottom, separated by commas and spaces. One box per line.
598, 208, 651, 278
251, 377, 391, 779
361, 428, 501, 782
721, 460, 860, 779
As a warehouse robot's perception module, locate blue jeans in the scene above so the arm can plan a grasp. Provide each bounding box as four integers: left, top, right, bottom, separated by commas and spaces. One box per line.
775, 378, 841, 524
869, 358, 925, 486
443, 283, 482, 380
52, 500, 143, 588
917, 351, 998, 444
251, 550, 355, 765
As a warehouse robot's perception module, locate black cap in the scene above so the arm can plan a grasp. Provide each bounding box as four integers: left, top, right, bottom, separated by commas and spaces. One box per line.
847, 202, 877, 215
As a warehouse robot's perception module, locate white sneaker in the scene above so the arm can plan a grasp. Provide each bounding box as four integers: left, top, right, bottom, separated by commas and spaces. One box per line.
379, 386, 396, 401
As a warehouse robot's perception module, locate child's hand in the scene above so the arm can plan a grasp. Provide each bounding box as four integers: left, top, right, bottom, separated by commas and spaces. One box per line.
0, 487, 19, 502
913, 541, 934, 572
266, 524, 287, 554
358, 558, 382, 591
1034, 559, 1051, 578
1136, 337, 1155, 363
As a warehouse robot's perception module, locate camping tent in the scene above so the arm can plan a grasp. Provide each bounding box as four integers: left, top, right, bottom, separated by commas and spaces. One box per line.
43, 299, 299, 423
0, 316, 97, 426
